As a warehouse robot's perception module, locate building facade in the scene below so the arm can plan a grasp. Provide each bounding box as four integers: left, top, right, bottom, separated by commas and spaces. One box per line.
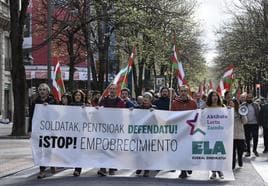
24, 0, 90, 94
24, 0, 119, 94
0, 0, 13, 122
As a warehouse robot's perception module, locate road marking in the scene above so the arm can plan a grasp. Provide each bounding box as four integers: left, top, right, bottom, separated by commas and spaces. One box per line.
4, 167, 235, 181
112, 169, 136, 177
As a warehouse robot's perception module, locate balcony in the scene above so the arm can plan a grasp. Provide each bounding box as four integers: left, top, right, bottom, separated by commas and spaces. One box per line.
0, 1, 10, 31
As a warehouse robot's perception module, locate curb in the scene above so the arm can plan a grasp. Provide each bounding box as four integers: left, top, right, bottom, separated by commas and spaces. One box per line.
0, 165, 35, 179
0, 135, 30, 139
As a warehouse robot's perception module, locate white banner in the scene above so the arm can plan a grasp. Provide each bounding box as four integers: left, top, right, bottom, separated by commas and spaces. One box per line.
31, 105, 234, 171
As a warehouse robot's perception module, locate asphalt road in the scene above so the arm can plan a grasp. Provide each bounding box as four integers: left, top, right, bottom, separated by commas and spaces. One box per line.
1, 124, 268, 186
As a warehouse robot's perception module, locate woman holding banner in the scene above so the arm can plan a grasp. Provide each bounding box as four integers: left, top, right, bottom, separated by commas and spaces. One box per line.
135, 92, 155, 177
71, 89, 86, 177
206, 90, 225, 179
60, 93, 72, 105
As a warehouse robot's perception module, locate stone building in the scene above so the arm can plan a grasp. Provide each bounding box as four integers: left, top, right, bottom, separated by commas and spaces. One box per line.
0, 0, 13, 122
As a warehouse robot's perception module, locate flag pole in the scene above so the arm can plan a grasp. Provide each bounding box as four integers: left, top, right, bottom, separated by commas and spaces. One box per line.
169, 33, 177, 111
98, 83, 111, 104
169, 66, 174, 110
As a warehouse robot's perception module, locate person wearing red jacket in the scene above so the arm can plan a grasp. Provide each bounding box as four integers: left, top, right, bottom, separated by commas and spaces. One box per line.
171, 86, 197, 111
99, 84, 125, 108
171, 85, 197, 179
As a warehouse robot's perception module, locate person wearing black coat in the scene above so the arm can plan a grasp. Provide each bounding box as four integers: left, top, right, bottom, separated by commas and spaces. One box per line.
28, 83, 57, 179
120, 88, 136, 108
154, 87, 170, 110
71, 89, 86, 177
260, 103, 268, 153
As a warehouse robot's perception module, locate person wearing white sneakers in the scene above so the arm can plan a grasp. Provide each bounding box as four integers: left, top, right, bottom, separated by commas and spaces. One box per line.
206, 90, 225, 180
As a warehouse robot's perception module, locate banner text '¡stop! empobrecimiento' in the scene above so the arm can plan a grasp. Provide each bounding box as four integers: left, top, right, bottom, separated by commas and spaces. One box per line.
80, 137, 178, 152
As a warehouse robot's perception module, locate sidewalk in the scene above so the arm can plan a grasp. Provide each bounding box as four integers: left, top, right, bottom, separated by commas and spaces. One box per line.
0, 123, 29, 139
0, 123, 34, 178
0, 139, 34, 178
0, 123, 12, 137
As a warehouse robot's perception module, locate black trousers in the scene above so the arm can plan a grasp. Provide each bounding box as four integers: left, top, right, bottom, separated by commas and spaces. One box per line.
244, 124, 259, 153
74, 167, 82, 173
263, 128, 268, 150
40, 166, 46, 172
233, 139, 244, 169
40, 166, 55, 172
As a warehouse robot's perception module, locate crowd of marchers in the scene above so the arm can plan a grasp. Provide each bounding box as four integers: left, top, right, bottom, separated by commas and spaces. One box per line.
28, 83, 268, 180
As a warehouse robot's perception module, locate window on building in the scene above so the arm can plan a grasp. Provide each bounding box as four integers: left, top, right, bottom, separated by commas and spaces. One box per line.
4, 36, 11, 71
54, 0, 67, 7
24, 13, 31, 38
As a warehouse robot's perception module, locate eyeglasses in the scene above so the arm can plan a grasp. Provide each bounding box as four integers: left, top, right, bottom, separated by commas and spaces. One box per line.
38, 89, 47, 91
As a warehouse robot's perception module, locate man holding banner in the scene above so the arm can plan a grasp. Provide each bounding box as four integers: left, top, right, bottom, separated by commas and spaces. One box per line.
28, 83, 57, 179
98, 84, 125, 176
30, 87, 234, 180
120, 88, 136, 108
171, 85, 197, 179
154, 87, 170, 110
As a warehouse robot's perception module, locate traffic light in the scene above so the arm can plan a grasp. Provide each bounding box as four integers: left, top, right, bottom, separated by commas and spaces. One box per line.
256, 84, 261, 98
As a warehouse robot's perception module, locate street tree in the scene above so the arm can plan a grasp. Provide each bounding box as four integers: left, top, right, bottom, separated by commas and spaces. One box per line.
32, 0, 207, 95
214, 0, 268, 93
10, 0, 30, 135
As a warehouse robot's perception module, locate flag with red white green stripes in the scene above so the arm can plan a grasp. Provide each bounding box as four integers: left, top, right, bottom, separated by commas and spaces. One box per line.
171, 45, 187, 86
52, 61, 65, 102
217, 64, 234, 96
209, 79, 214, 90
223, 64, 234, 91
101, 49, 135, 98
217, 79, 224, 96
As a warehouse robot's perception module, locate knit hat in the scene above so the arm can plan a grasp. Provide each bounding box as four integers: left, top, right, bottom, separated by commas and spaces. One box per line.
143, 92, 153, 100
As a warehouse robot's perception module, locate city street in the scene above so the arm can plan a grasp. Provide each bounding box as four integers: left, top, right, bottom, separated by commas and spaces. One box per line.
1, 1, 268, 185
1, 124, 268, 186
